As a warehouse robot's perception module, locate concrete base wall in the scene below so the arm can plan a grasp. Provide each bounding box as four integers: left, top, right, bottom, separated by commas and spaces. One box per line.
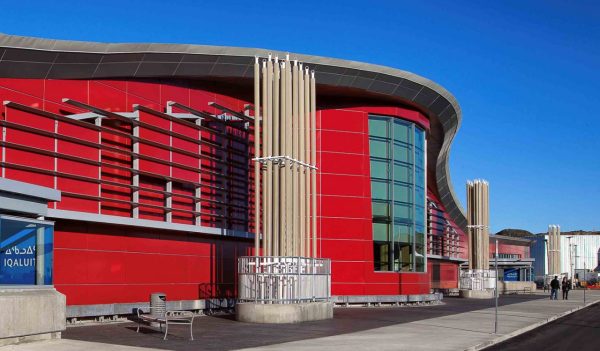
498, 281, 536, 294
459, 289, 495, 299
0, 288, 66, 346
236, 302, 333, 323
66, 298, 235, 318
332, 293, 443, 306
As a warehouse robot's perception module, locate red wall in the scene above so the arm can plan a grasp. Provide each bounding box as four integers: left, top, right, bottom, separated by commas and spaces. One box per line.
318, 106, 430, 296
54, 221, 251, 305
0, 78, 463, 304
490, 240, 531, 259
428, 259, 459, 289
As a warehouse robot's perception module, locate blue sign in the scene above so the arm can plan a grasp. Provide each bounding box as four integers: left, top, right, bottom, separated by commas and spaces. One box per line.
0, 217, 54, 285
504, 268, 520, 282
0, 224, 37, 284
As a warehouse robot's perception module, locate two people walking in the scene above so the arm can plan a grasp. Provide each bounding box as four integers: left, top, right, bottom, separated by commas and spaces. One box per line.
549, 275, 571, 300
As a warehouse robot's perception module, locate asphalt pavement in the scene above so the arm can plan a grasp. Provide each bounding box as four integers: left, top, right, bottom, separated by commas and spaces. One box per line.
2, 289, 599, 351
484, 298, 600, 351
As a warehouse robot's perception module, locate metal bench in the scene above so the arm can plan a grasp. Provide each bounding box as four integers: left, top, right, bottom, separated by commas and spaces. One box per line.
136, 307, 195, 340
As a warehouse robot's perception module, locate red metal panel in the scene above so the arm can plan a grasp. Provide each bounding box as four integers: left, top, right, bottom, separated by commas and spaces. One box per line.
320, 174, 368, 197
56, 158, 97, 178
139, 143, 169, 161
318, 130, 366, 154
331, 283, 366, 296
321, 239, 371, 261
319, 195, 371, 219
5, 129, 54, 151
319, 151, 368, 176
320, 217, 371, 240
127, 81, 161, 103
138, 159, 170, 177
5, 106, 54, 131
0, 78, 45, 97
160, 83, 190, 108
172, 137, 198, 154
171, 166, 198, 183
5, 148, 53, 169
171, 121, 198, 140
45, 80, 89, 105
330, 261, 368, 284
4, 168, 54, 188
89, 81, 127, 112
188, 88, 216, 111
320, 109, 366, 133
56, 176, 97, 196
0, 86, 43, 109
57, 140, 98, 160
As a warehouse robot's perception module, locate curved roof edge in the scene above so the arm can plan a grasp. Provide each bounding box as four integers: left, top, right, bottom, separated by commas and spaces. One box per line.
0, 33, 467, 230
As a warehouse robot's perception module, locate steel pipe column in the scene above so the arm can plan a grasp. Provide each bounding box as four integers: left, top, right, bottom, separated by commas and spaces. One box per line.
466, 179, 490, 270
547, 224, 561, 275
253, 55, 319, 258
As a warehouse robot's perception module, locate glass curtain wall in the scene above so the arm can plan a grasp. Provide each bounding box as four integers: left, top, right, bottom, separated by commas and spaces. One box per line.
369, 115, 425, 272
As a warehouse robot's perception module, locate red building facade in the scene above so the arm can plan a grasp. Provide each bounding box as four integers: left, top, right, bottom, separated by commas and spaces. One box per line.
0, 34, 468, 314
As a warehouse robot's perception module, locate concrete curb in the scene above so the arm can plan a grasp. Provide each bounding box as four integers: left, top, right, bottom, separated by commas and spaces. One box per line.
466, 299, 600, 351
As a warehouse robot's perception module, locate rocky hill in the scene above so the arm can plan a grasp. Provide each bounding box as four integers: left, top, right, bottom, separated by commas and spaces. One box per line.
495, 228, 535, 238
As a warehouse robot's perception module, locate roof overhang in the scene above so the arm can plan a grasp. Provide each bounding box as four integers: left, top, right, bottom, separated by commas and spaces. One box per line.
0, 33, 467, 230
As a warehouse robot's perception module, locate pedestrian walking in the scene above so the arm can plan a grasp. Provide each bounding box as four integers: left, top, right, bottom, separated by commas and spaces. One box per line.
562, 277, 571, 300
550, 275, 559, 300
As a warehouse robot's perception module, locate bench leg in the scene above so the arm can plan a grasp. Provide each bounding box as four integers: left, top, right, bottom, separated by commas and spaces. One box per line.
136, 320, 140, 333
164, 322, 168, 340
190, 323, 194, 341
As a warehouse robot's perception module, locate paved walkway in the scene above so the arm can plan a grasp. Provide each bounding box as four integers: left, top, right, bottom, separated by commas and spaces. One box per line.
3, 290, 599, 351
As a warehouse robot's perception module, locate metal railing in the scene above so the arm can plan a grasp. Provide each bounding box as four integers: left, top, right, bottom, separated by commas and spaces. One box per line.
238, 256, 331, 304
459, 269, 497, 290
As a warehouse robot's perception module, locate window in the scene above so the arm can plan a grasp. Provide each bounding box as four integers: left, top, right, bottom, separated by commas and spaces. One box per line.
369, 116, 426, 272
0, 216, 54, 285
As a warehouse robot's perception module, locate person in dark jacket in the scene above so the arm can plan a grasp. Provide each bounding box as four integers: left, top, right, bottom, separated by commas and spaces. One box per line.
550, 276, 560, 300
562, 277, 571, 300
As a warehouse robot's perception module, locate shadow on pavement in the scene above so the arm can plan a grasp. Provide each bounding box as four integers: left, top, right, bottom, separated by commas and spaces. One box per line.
63, 294, 549, 351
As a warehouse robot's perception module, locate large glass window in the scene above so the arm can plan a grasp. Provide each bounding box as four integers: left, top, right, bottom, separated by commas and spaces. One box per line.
369, 116, 426, 272
0, 216, 54, 285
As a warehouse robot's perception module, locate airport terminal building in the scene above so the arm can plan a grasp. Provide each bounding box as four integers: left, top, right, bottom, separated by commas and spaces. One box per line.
0, 33, 468, 318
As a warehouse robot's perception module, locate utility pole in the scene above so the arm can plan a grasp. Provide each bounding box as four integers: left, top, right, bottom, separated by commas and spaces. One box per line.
583, 260, 587, 306
494, 238, 499, 334
566, 236, 573, 279
573, 244, 578, 285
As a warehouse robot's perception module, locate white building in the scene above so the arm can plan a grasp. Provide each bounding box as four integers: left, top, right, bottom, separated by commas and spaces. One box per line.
531, 231, 600, 278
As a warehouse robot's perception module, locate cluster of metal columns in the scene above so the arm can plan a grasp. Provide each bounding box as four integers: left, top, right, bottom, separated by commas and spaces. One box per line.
466, 179, 490, 270
547, 224, 561, 275
253, 55, 318, 257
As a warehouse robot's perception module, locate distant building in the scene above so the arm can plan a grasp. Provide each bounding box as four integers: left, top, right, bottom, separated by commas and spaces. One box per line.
531, 231, 600, 278
489, 235, 534, 282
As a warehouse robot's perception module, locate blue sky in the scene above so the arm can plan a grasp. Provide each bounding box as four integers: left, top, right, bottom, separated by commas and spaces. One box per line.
2, 1, 598, 233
